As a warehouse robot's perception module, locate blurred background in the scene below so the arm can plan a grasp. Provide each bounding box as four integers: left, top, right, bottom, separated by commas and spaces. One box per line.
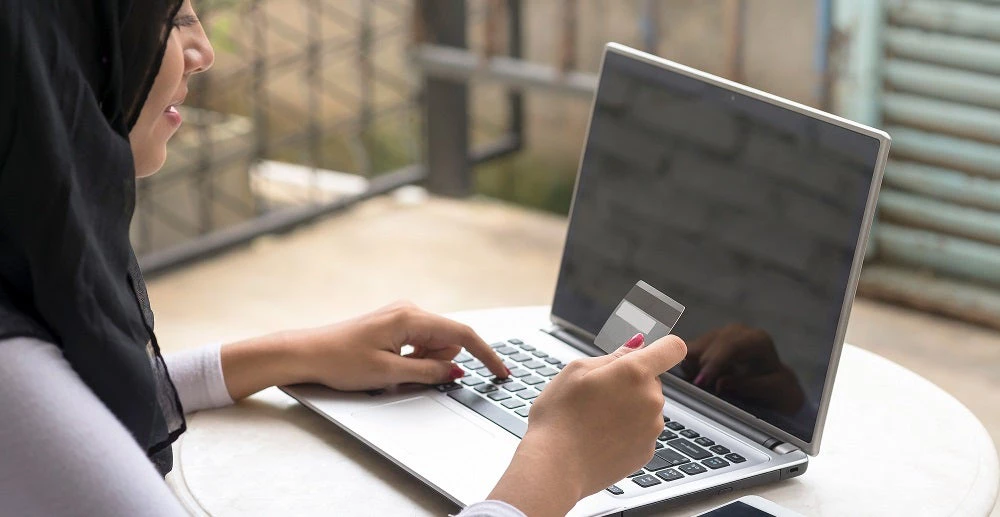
142, 1, 999, 510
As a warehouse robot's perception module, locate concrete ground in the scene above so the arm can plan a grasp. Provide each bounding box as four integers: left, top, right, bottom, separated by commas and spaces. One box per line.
148, 194, 1000, 515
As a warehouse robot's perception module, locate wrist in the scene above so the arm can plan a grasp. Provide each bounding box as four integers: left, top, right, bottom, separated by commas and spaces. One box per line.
488, 427, 584, 517
220, 330, 308, 400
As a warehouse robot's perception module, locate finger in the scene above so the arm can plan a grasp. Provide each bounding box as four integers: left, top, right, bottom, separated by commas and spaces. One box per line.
384, 355, 464, 385
581, 332, 646, 371
616, 334, 687, 377
421, 345, 463, 361
404, 311, 509, 379
613, 333, 646, 356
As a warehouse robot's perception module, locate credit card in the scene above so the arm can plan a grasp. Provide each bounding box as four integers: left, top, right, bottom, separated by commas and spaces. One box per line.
594, 280, 685, 354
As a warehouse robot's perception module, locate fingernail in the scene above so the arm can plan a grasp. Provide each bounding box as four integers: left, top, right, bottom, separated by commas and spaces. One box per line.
624, 333, 645, 349
693, 373, 705, 387
449, 366, 465, 380
505, 367, 512, 377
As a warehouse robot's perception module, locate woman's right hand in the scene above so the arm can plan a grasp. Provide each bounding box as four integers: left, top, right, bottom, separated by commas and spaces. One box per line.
487, 333, 688, 516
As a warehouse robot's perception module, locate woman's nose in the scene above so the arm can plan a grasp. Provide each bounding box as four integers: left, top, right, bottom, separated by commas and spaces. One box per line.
185, 32, 215, 75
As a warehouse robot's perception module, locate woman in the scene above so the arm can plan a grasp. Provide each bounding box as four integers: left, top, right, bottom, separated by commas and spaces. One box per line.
0, 1, 687, 516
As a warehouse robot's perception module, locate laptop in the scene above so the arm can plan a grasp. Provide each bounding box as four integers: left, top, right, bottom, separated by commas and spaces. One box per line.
281, 43, 890, 516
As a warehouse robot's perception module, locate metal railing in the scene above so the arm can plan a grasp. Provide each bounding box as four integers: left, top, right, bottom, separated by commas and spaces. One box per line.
135, 0, 768, 276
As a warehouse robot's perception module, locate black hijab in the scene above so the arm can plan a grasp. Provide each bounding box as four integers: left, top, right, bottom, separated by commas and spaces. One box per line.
0, 0, 186, 474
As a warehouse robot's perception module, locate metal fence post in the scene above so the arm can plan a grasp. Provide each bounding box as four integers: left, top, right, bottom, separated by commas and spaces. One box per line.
421, 0, 471, 197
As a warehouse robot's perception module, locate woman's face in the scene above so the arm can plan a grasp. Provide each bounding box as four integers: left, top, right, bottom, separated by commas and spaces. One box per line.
129, 0, 215, 177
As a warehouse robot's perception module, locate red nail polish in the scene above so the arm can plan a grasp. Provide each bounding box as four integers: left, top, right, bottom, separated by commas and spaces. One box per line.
505, 367, 512, 377
449, 366, 465, 380
624, 333, 645, 349
693, 373, 705, 387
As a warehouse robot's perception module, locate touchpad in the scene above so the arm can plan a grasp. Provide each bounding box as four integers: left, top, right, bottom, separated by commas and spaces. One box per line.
350, 396, 515, 502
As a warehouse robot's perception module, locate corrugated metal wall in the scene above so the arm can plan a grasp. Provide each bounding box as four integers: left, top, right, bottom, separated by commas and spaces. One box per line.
835, 0, 1000, 327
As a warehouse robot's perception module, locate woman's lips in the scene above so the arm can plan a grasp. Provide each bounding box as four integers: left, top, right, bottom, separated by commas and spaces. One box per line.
163, 105, 182, 127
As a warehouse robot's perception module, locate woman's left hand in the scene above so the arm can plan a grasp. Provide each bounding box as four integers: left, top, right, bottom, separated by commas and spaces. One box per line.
220, 302, 509, 399
291, 301, 509, 391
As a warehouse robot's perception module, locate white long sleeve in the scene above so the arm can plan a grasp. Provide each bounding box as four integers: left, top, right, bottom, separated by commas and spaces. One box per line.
0, 336, 188, 516
164, 342, 233, 413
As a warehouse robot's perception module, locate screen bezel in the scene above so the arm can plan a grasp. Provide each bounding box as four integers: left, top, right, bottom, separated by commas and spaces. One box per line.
550, 43, 891, 456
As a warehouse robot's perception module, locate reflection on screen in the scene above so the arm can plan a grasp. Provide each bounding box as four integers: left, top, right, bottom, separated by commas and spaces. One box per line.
552, 49, 880, 443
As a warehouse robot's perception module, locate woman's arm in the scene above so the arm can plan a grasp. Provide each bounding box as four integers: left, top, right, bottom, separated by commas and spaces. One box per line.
218, 302, 510, 400
0, 337, 187, 516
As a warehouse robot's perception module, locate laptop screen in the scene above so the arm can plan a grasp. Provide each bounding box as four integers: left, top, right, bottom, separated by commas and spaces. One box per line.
552, 47, 881, 444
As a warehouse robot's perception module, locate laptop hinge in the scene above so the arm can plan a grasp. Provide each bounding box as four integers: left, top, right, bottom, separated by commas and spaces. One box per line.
544, 324, 606, 357
545, 324, 795, 452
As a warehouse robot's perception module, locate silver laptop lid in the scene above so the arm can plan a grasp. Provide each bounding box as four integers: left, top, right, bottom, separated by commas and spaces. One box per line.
550, 43, 890, 455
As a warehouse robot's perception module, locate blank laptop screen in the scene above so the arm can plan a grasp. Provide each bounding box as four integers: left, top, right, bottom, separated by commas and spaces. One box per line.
552, 48, 881, 443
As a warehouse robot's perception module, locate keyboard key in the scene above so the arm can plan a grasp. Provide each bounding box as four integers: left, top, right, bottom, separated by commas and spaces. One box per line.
665, 421, 685, 431
654, 442, 664, 450
522, 375, 546, 385
644, 455, 671, 471
502, 382, 527, 392
631, 474, 661, 488
710, 445, 730, 455
628, 470, 644, 478
494, 346, 518, 355
515, 407, 530, 418
606, 485, 624, 495
507, 339, 523, 345
487, 391, 511, 401
531, 350, 549, 358
656, 468, 684, 482
663, 415, 671, 422
509, 352, 533, 362
679, 462, 708, 475
725, 453, 746, 463
460, 377, 484, 387
544, 356, 562, 364
435, 382, 462, 392
536, 367, 560, 377
454, 353, 473, 363
475, 367, 493, 377
694, 437, 714, 447
474, 384, 499, 394
654, 449, 690, 467
490, 342, 507, 349
447, 389, 527, 438
658, 430, 677, 441
518, 343, 535, 351
466, 360, 485, 370
501, 399, 525, 409
518, 390, 539, 400
703, 457, 730, 469
492, 376, 513, 384
667, 438, 711, 460
522, 360, 546, 369
509, 367, 531, 378
680, 429, 700, 439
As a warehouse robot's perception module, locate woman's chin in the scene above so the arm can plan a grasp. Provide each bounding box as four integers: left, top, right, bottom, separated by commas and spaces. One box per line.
134, 148, 167, 178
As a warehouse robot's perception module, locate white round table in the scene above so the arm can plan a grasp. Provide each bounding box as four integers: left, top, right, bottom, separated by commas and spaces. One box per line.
169, 307, 999, 516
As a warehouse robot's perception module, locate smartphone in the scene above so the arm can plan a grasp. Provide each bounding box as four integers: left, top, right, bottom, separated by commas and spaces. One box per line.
693, 496, 805, 517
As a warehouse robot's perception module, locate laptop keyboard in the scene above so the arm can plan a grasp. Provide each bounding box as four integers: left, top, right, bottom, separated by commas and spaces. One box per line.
434, 338, 561, 438
436, 338, 747, 496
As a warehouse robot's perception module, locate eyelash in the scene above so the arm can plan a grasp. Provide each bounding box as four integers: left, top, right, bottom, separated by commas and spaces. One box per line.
172, 15, 198, 28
